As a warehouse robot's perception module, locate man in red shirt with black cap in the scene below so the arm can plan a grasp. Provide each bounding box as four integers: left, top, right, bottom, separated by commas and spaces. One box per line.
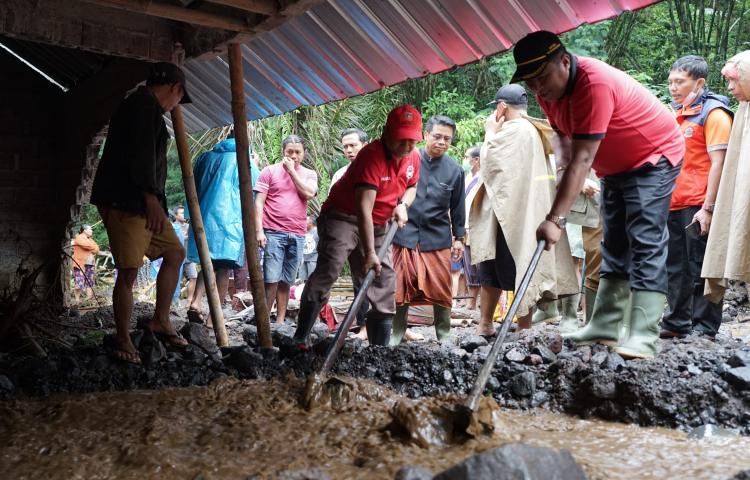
292, 105, 422, 347
511, 31, 685, 359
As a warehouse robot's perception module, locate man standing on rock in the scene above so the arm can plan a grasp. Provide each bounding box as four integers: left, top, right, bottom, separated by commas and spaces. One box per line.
90, 62, 191, 365
254, 135, 318, 324
469, 85, 577, 336
661, 55, 732, 339
390, 115, 466, 345
293, 105, 421, 347
513, 31, 685, 359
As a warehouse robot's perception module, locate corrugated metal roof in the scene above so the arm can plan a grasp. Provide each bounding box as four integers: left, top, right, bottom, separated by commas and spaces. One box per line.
179, 0, 662, 132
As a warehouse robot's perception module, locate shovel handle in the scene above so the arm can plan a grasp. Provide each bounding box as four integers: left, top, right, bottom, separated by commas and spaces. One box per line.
318, 221, 400, 376
465, 239, 546, 411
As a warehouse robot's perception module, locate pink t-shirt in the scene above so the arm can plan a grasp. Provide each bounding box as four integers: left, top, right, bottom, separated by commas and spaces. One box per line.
255, 163, 318, 236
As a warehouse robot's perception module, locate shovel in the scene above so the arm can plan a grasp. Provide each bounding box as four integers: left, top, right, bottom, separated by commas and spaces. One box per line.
302, 221, 399, 408
452, 239, 547, 435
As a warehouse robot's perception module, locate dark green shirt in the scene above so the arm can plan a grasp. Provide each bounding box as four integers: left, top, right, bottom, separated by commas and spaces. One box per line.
91, 86, 169, 214
394, 148, 466, 251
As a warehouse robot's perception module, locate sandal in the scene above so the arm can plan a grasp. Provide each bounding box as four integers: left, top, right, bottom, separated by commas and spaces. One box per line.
111, 347, 142, 365
153, 331, 189, 349
187, 309, 207, 324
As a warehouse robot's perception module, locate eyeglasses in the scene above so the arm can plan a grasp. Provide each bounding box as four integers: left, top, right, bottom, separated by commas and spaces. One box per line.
429, 133, 453, 143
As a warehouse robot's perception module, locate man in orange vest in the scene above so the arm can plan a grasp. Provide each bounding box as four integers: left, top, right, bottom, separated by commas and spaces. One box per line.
662, 55, 733, 339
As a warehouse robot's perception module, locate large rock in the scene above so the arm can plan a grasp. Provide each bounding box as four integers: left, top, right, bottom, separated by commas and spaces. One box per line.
394, 465, 433, 480
725, 366, 750, 391
0, 374, 14, 392
138, 330, 167, 366
433, 443, 586, 480
509, 371, 536, 398
460, 334, 488, 353
727, 349, 750, 368
180, 322, 219, 354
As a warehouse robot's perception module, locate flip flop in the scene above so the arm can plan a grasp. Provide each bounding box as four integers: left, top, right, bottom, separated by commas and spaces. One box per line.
153, 331, 189, 349
110, 347, 142, 365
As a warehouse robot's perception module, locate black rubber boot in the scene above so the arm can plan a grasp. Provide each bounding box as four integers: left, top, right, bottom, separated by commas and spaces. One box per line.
366, 315, 393, 346
292, 299, 322, 348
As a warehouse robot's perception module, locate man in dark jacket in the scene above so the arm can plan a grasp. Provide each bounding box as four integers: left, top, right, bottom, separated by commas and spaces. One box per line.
391, 115, 466, 344
91, 62, 192, 364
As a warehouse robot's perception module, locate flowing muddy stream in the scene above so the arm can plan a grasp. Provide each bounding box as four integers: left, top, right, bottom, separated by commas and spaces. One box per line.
1, 377, 747, 479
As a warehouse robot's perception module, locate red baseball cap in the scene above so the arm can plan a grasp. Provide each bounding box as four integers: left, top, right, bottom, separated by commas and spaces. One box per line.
384, 105, 423, 141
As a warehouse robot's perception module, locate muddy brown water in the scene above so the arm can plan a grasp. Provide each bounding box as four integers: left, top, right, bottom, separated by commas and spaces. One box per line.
1, 377, 747, 480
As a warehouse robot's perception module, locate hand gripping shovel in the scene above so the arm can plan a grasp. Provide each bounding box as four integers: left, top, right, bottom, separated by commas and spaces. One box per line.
302, 221, 399, 408
452, 239, 547, 435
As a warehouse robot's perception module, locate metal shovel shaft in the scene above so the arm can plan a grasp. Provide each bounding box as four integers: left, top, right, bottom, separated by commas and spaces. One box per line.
318, 222, 400, 376
464, 239, 546, 412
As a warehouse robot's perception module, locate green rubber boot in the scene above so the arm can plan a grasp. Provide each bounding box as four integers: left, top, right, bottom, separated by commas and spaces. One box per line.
433, 305, 453, 343
583, 287, 597, 326
532, 300, 560, 324
389, 305, 409, 346
615, 290, 665, 360
563, 277, 631, 346
558, 293, 580, 334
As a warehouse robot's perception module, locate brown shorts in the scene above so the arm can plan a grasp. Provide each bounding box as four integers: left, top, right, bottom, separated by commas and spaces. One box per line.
98, 206, 184, 269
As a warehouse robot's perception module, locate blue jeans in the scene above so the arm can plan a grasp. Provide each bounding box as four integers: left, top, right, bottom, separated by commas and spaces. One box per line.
263, 230, 304, 284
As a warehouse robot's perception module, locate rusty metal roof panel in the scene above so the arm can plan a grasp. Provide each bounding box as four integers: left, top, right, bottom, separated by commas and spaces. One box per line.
179, 0, 662, 132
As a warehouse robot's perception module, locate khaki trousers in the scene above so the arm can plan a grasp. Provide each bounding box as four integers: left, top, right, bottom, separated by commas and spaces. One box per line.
301, 211, 396, 318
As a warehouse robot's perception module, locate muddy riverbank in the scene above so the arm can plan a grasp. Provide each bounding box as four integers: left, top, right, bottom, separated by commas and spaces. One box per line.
1, 295, 749, 436
2, 376, 750, 480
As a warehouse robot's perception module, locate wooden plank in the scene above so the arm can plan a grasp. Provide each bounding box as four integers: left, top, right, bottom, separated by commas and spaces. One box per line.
79, 0, 256, 33
205, 0, 277, 16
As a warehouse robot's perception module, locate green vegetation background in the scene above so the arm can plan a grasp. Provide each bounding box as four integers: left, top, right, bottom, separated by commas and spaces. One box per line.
82, 0, 750, 249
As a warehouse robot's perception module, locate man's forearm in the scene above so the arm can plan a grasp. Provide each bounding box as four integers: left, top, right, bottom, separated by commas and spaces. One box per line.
550, 154, 591, 217
288, 169, 316, 199
356, 209, 376, 255
254, 198, 265, 232
401, 186, 417, 206
704, 150, 726, 207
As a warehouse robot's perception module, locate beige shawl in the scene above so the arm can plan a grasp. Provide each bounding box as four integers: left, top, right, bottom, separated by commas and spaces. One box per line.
469, 117, 578, 317
703, 50, 750, 301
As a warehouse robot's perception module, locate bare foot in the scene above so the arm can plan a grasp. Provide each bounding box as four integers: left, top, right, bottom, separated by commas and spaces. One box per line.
404, 329, 425, 342
354, 328, 368, 340
476, 321, 496, 337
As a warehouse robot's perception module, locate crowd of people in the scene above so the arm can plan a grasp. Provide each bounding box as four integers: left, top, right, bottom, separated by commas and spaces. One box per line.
83, 32, 750, 365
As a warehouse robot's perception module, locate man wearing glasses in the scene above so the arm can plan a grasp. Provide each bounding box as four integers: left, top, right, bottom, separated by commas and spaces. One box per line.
390, 115, 466, 345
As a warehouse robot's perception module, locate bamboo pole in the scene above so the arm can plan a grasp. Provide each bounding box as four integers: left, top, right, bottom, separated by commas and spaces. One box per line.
228, 43, 272, 349
171, 105, 229, 347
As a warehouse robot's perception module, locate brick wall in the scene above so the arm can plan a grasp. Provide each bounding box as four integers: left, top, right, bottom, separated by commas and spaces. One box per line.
0, 47, 64, 296
0, 46, 147, 303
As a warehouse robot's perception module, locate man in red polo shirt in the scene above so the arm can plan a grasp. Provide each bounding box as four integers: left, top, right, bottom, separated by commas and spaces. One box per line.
292, 105, 422, 347
512, 31, 685, 359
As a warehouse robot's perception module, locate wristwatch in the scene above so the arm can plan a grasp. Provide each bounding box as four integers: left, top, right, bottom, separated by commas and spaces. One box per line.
702, 203, 715, 213
545, 213, 567, 229
454, 236, 465, 243
398, 200, 410, 208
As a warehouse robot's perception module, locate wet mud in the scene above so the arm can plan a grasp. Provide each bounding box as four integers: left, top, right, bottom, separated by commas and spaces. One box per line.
1, 377, 749, 480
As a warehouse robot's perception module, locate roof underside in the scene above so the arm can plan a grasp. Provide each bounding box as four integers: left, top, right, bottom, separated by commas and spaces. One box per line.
179, 0, 661, 132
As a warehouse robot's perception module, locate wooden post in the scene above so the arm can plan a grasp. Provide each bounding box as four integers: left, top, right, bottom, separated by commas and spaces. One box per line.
171, 105, 229, 347
228, 43, 272, 349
